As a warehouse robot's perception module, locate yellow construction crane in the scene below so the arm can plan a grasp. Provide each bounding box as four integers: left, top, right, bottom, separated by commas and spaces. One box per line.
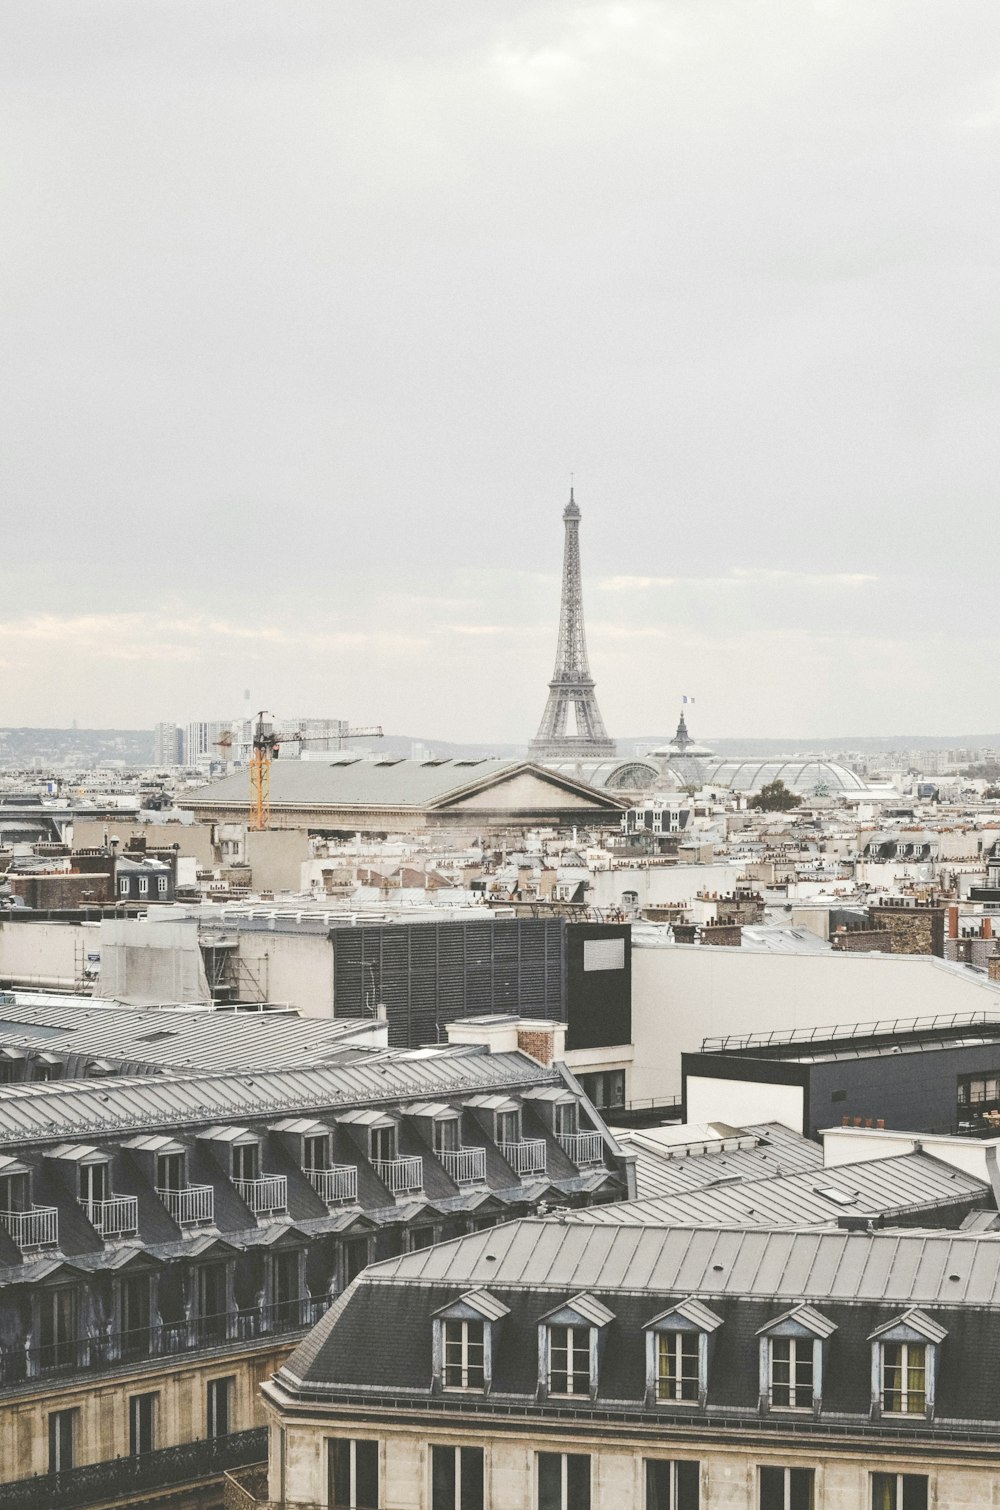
248, 711, 383, 830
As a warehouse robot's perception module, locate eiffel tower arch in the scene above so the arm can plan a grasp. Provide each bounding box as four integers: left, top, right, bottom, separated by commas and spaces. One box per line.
528, 490, 616, 760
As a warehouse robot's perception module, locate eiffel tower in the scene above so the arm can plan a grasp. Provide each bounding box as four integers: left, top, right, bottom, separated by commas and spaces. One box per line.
529, 489, 616, 759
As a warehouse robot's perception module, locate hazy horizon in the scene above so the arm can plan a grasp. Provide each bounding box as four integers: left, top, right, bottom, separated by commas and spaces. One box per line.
4, 2, 999, 739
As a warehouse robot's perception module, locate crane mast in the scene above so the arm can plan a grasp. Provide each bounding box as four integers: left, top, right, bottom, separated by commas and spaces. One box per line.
247, 712, 383, 830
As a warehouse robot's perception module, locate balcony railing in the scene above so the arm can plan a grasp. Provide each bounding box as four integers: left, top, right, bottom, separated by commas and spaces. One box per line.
78, 1195, 139, 1237
438, 1147, 487, 1184
0, 1426, 266, 1510
500, 1138, 547, 1175
306, 1165, 357, 1203
558, 1131, 605, 1166
372, 1155, 423, 1193
234, 1175, 288, 1215
156, 1183, 214, 1226
0, 1297, 330, 1387
0, 1206, 58, 1251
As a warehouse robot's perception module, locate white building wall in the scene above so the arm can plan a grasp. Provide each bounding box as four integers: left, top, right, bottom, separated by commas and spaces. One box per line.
0, 920, 86, 990
686, 1074, 804, 1133
630, 945, 1000, 1102
588, 864, 744, 910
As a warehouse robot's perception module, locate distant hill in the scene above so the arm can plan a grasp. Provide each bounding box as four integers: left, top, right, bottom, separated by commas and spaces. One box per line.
1, 726, 997, 771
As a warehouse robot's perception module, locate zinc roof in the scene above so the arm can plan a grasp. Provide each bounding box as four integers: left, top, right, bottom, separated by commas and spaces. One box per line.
617, 1121, 823, 1201
565, 1153, 986, 1230
0, 1049, 555, 1149
186, 759, 622, 813
0, 995, 377, 1074
366, 1219, 1000, 1307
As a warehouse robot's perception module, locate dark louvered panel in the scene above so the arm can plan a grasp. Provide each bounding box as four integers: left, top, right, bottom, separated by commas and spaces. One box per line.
406, 926, 440, 1046
492, 920, 521, 1010
462, 923, 494, 1013
332, 918, 569, 1047
436, 926, 466, 1022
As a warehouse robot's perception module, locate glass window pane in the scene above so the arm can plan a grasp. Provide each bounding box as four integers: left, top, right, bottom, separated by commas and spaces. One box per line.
871, 1474, 897, 1510
566, 1454, 591, 1510
355, 1439, 379, 1509
538, 1453, 562, 1510
432, 1445, 455, 1510
676, 1460, 700, 1510
331, 1440, 351, 1506
759, 1467, 785, 1510
645, 1459, 671, 1510
901, 1477, 928, 1510
461, 1447, 484, 1510
789, 1469, 814, 1510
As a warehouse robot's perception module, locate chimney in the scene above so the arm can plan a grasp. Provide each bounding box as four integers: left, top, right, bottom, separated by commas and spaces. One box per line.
948, 904, 959, 940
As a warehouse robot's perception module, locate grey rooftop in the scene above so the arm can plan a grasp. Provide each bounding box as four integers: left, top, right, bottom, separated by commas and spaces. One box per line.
364, 1217, 1000, 1308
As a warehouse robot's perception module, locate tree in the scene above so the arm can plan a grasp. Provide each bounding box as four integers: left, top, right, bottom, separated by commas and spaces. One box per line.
749, 779, 803, 812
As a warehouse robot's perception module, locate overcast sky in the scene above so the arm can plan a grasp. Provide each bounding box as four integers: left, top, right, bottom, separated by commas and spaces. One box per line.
3, 1, 999, 742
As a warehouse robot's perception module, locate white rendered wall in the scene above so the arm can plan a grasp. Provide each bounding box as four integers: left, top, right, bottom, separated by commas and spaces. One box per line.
686, 1074, 804, 1134
821, 1125, 1000, 1180
588, 863, 744, 909
630, 944, 1000, 1102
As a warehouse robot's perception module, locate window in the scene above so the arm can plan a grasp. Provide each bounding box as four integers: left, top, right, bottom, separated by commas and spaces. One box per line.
871, 1474, 928, 1510
329, 1438, 379, 1509
198, 1263, 228, 1342
882, 1342, 926, 1414
138, 876, 148, 896
272, 1250, 301, 1325
156, 1152, 184, 1191
303, 1134, 329, 1172
432, 1445, 484, 1510
232, 1143, 259, 1182
443, 1319, 485, 1389
39, 1287, 78, 1371
79, 1161, 109, 1207
370, 1124, 398, 1163
759, 1467, 814, 1510
119, 1274, 151, 1357
0, 1171, 29, 1212
206, 1376, 234, 1438
433, 1118, 459, 1155
578, 1070, 625, 1111
657, 1332, 700, 1402
157, 876, 168, 895
119, 877, 129, 896
496, 1110, 520, 1145
549, 1325, 591, 1396
129, 1393, 156, 1456
646, 1459, 700, 1510
554, 1103, 578, 1137
343, 1237, 370, 1285
538, 1452, 590, 1510
769, 1338, 813, 1409
48, 1409, 76, 1473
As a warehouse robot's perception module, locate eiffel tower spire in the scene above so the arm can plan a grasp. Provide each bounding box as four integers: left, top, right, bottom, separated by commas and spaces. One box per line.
529, 489, 616, 759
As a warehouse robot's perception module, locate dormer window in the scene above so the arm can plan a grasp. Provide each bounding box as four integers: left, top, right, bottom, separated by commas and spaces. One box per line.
444, 1319, 484, 1389
869, 1309, 947, 1421
550, 1325, 591, 1396
433, 1118, 459, 1155
496, 1109, 520, 1146
432, 1288, 509, 1394
757, 1306, 836, 1415
553, 1102, 578, 1138
232, 1142, 259, 1183
370, 1124, 398, 1164
538, 1293, 615, 1402
157, 1152, 184, 1191
303, 1134, 330, 1173
644, 1298, 723, 1409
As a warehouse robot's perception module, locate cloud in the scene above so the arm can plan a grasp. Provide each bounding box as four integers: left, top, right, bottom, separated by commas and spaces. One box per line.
599, 569, 878, 592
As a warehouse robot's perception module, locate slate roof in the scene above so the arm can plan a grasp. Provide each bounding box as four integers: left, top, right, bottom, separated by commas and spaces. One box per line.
185, 759, 625, 813
564, 1152, 988, 1229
